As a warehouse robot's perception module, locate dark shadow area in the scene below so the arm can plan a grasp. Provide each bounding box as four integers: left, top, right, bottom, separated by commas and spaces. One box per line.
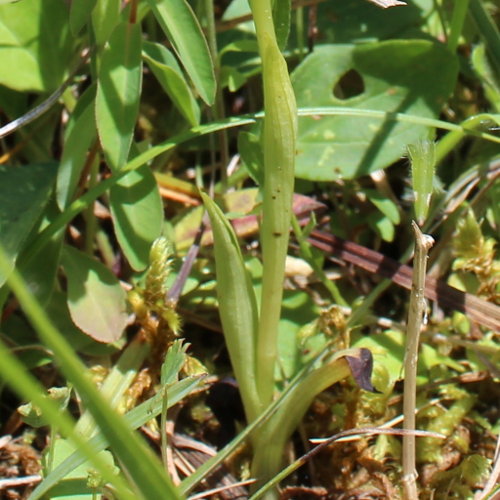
333, 69, 365, 100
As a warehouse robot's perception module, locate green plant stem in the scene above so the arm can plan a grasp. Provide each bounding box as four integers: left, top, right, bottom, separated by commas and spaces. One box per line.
250, 355, 352, 495
46, 426, 57, 473
249, 0, 298, 409
434, 113, 499, 165
447, 0, 470, 52
160, 390, 168, 469
402, 222, 434, 500
179, 345, 353, 496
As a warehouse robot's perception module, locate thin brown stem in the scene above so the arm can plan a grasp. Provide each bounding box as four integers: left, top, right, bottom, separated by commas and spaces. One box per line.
402, 222, 434, 499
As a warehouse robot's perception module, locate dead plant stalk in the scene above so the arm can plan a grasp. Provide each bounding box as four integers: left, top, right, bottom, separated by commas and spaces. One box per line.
402, 222, 434, 499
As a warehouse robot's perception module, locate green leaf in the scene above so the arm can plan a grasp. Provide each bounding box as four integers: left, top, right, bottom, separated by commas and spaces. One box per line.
238, 131, 264, 185
364, 189, 400, 224
19, 387, 71, 428
315, 0, 433, 44
161, 339, 189, 385
272, 0, 291, 50
219, 39, 259, 57
472, 44, 500, 110
45, 291, 121, 355
57, 85, 97, 210
220, 66, 248, 92
0, 163, 58, 286
110, 165, 163, 271
96, 21, 143, 171
17, 225, 63, 304
292, 40, 458, 181
367, 212, 395, 242
145, 0, 216, 105
277, 290, 320, 380
70, 0, 98, 36
91, 0, 121, 46
201, 192, 261, 421
61, 246, 128, 343
143, 41, 200, 126
408, 140, 436, 225
43, 440, 117, 499
0, 0, 73, 92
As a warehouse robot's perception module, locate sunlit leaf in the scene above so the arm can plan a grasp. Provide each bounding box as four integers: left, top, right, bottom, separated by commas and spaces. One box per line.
201, 192, 261, 420
91, 0, 120, 46
145, 0, 215, 105
109, 165, 163, 271
292, 41, 457, 180
143, 41, 200, 126
57, 85, 97, 210
62, 246, 127, 343
96, 21, 142, 171
0, 0, 73, 91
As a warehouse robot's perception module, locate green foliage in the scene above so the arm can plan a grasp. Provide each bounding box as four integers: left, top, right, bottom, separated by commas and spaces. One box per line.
0, 163, 58, 286
109, 165, 163, 271
91, 0, 120, 46
57, 85, 97, 210
96, 21, 143, 172
408, 140, 436, 225
292, 41, 458, 181
145, 0, 216, 105
62, 245, 128, 343
0, 0, 499, 497
18, 387, 71, 428
143, 41, 201, 126
431, 454, 491, 498
0, 0, 73, 91
201, 192, 261, 421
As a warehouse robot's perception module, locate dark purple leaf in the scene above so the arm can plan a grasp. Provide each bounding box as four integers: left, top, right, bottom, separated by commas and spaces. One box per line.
345, 348, 379, 392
